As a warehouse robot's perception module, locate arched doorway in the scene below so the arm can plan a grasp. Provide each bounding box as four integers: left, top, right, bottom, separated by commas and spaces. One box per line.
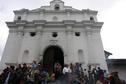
43, 46, 64, 73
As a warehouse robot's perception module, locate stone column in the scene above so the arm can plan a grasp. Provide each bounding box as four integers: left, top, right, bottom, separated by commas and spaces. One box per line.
65, 26, 74, 64
82, 10, 88, 20
67, 12, 70, 20
35, 26, 43, 62
22, 12, 27, 20
39, 11, 44, 20
85, 27, 92, 68
66, 10, 71, 20
17, 26, 25, 64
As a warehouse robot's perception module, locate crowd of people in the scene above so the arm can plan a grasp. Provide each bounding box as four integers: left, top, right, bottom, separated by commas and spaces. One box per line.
0, 61, 126, 84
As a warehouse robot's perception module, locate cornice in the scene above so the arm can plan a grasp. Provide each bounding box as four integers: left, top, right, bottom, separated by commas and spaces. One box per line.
82, 9, 98, 15
6, 20, 103, 29
82, 21, 103, 27
33, 20, 46, 26
14, 9, 29, 14
63, 20, 76, 26
13, 8, 98, 15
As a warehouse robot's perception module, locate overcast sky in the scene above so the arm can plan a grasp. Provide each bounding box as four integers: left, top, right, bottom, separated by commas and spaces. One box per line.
0, 0, 126, 60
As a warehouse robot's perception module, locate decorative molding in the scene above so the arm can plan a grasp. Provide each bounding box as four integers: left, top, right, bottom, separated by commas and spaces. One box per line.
13, 5, 98, 15
33, 20, 46, 26
6, 20, 103, 33
49, 40, 58, 45
82, 9, 98, 15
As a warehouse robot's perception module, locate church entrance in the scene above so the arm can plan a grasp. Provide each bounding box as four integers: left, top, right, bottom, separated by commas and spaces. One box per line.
43, 46, 64, 74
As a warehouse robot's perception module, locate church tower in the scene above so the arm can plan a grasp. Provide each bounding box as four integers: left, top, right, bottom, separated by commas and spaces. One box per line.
0, 0, 108, 71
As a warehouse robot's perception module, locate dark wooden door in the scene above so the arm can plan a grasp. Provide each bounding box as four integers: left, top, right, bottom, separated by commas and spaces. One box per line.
43, 46, 64, 74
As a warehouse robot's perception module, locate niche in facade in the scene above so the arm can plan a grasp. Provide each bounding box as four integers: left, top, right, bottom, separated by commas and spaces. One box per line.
22, 50, 29, 63
78, 49, 84, 63
17, 16, 21, 20
75, 32, 80, 36
90, 16, 94, 21
52, 32, 58, 37
55, 4, 60, 10
30, 32, 36, 37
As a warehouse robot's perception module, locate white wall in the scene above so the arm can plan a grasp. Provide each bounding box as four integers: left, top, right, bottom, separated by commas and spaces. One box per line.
86, 28, 107, 70
0, 32, 22, 69
14, 11, 97, 22
1, 0, 106, 70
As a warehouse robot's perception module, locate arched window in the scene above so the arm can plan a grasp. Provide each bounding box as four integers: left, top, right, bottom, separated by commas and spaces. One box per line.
52, 32, 58, 37
30, 32, 36, 37
55, 4, 60, 10
17, 16, 21, 20
90, 16, 94, 21
78, 49, 84, 64
75, 32, 81, 36
22, 50, 29, 63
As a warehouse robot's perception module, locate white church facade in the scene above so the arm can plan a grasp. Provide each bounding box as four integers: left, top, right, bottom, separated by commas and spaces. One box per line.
0, 0, 108, 71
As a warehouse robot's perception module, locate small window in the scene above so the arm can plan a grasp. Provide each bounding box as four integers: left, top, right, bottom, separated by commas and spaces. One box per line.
17, 16, 21, 20
22, 33, 24, 36
30, 32, 36, 37
55, 4, 60, 10
75, 32, 80, 36
90, 16, 94, 21
22, 50, 29, 63
52, 32, 58, 37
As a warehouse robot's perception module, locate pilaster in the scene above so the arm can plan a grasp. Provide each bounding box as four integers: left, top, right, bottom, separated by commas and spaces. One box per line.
65, 25, 74, 64
39, 10, 45, 20
34, 26, 43, 62
66, 10, 71, 20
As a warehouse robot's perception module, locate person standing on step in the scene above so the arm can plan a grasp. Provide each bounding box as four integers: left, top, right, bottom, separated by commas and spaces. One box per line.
54, 62, 62, 79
